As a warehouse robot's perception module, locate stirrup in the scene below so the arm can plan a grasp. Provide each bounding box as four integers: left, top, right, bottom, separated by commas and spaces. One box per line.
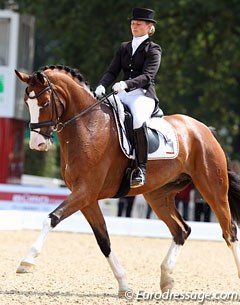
130, 167, 145, 188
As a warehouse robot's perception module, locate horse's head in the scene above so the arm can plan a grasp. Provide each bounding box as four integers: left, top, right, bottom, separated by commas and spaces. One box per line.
15, 70, 64, 151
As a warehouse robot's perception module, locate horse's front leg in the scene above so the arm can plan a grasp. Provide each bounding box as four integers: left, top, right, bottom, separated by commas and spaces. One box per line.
16, 192, 81, 273
17, 217, 52, 273
81, 203, 129, 296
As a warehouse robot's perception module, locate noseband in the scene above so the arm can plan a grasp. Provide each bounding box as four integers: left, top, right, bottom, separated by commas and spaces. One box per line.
25, 71, 114, 139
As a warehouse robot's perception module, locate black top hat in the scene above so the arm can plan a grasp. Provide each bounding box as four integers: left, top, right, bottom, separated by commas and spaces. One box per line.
129, 8, 157, 24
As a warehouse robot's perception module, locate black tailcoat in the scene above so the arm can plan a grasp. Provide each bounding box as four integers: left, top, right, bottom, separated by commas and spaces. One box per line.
99, 38, 161, 102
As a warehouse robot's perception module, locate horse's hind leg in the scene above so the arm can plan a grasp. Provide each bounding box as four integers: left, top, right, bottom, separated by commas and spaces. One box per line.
192, 168, 240, 277
199, 189, 240, 278
144, 189, 191, 292
81, 202, 128, 296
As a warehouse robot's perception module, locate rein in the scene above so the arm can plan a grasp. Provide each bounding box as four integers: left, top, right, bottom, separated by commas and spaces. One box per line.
26, 71, 114, 138
56, 91, 114, 132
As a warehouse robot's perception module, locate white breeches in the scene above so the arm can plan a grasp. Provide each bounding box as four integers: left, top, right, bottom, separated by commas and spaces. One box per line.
117, 89, 155, 129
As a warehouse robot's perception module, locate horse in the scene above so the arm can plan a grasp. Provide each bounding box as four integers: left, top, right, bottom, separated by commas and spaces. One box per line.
15, 65, 240, 296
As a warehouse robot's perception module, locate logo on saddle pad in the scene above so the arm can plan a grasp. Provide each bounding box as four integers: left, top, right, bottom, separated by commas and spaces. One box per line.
110, 98, 179, 160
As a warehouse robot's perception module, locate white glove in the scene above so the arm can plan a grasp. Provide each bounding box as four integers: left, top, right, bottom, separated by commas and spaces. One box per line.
95, 85, 105, 97
112, 81, 128, 93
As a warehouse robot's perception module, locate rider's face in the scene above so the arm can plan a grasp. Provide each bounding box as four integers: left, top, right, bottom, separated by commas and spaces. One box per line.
131, 20, 152, 37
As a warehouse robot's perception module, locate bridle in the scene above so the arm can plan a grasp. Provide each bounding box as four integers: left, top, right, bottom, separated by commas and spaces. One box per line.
25, 72, 64, 139
25, 72, 113, 139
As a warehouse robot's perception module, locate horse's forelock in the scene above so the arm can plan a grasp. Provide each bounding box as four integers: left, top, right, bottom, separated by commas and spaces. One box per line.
29, 75, 37, 86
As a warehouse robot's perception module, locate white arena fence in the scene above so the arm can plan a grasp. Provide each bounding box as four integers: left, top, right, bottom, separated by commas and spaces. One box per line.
0, 183, 229, 241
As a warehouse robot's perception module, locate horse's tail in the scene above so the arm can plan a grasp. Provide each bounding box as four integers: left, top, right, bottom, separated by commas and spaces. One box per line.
228, 171, 240, 226
209, 126, 240, 226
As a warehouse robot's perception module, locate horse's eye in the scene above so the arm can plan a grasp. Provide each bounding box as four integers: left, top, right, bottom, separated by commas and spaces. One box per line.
42, 101, 50, 108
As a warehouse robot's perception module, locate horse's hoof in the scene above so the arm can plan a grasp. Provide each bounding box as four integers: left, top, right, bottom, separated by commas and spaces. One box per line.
118, 290, 127, 298
160, 279, 174, 293
118, 289, 131, 298
16, 261, 36, 273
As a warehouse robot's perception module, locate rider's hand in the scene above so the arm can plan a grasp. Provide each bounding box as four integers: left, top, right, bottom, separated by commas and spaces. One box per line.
95, 85, 105, 97
112, 81, 127, 93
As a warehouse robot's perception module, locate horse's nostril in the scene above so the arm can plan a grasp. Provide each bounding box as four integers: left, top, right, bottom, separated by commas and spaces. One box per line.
38, 143, 45, 148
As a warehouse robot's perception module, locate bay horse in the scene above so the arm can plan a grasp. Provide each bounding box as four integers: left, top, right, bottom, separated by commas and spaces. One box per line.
15, 65, 240, 295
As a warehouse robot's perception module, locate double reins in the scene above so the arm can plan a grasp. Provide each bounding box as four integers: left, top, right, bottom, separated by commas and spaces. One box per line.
26, 72, 114, 138
56, 91, 114, 132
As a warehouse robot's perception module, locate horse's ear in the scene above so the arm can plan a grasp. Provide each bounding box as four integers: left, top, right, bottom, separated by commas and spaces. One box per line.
15, 70, 30, 84
36, 72, 46, 85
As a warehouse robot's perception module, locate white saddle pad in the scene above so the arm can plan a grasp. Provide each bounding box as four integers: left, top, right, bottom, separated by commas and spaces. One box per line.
110, 99, 179, 160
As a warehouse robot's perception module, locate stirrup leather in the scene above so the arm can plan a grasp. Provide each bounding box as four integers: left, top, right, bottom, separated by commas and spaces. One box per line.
130, 167, 145, 188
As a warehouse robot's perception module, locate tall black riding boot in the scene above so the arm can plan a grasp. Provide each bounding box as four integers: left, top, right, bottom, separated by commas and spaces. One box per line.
130, 123, 148, 188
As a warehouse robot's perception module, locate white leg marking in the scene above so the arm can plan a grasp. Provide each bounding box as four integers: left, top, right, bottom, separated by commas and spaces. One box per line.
230, 241, 240, 277
107, 251, 128, 293
17, 217, 52, 273
160, 241, 182, 292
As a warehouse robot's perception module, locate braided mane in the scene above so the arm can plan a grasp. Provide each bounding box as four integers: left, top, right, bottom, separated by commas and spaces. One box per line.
39, 65, 88, 85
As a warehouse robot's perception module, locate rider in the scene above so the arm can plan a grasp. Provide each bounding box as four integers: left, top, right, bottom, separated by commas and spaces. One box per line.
95, 8, 162, 188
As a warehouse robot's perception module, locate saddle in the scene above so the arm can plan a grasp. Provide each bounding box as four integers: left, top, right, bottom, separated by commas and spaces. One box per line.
106, 95, 179, 197
108, 96, 179, 160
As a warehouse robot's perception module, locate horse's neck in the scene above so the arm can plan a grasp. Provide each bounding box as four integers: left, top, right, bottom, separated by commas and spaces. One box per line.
58, 78, 95, 121
57, 92, 113, 158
